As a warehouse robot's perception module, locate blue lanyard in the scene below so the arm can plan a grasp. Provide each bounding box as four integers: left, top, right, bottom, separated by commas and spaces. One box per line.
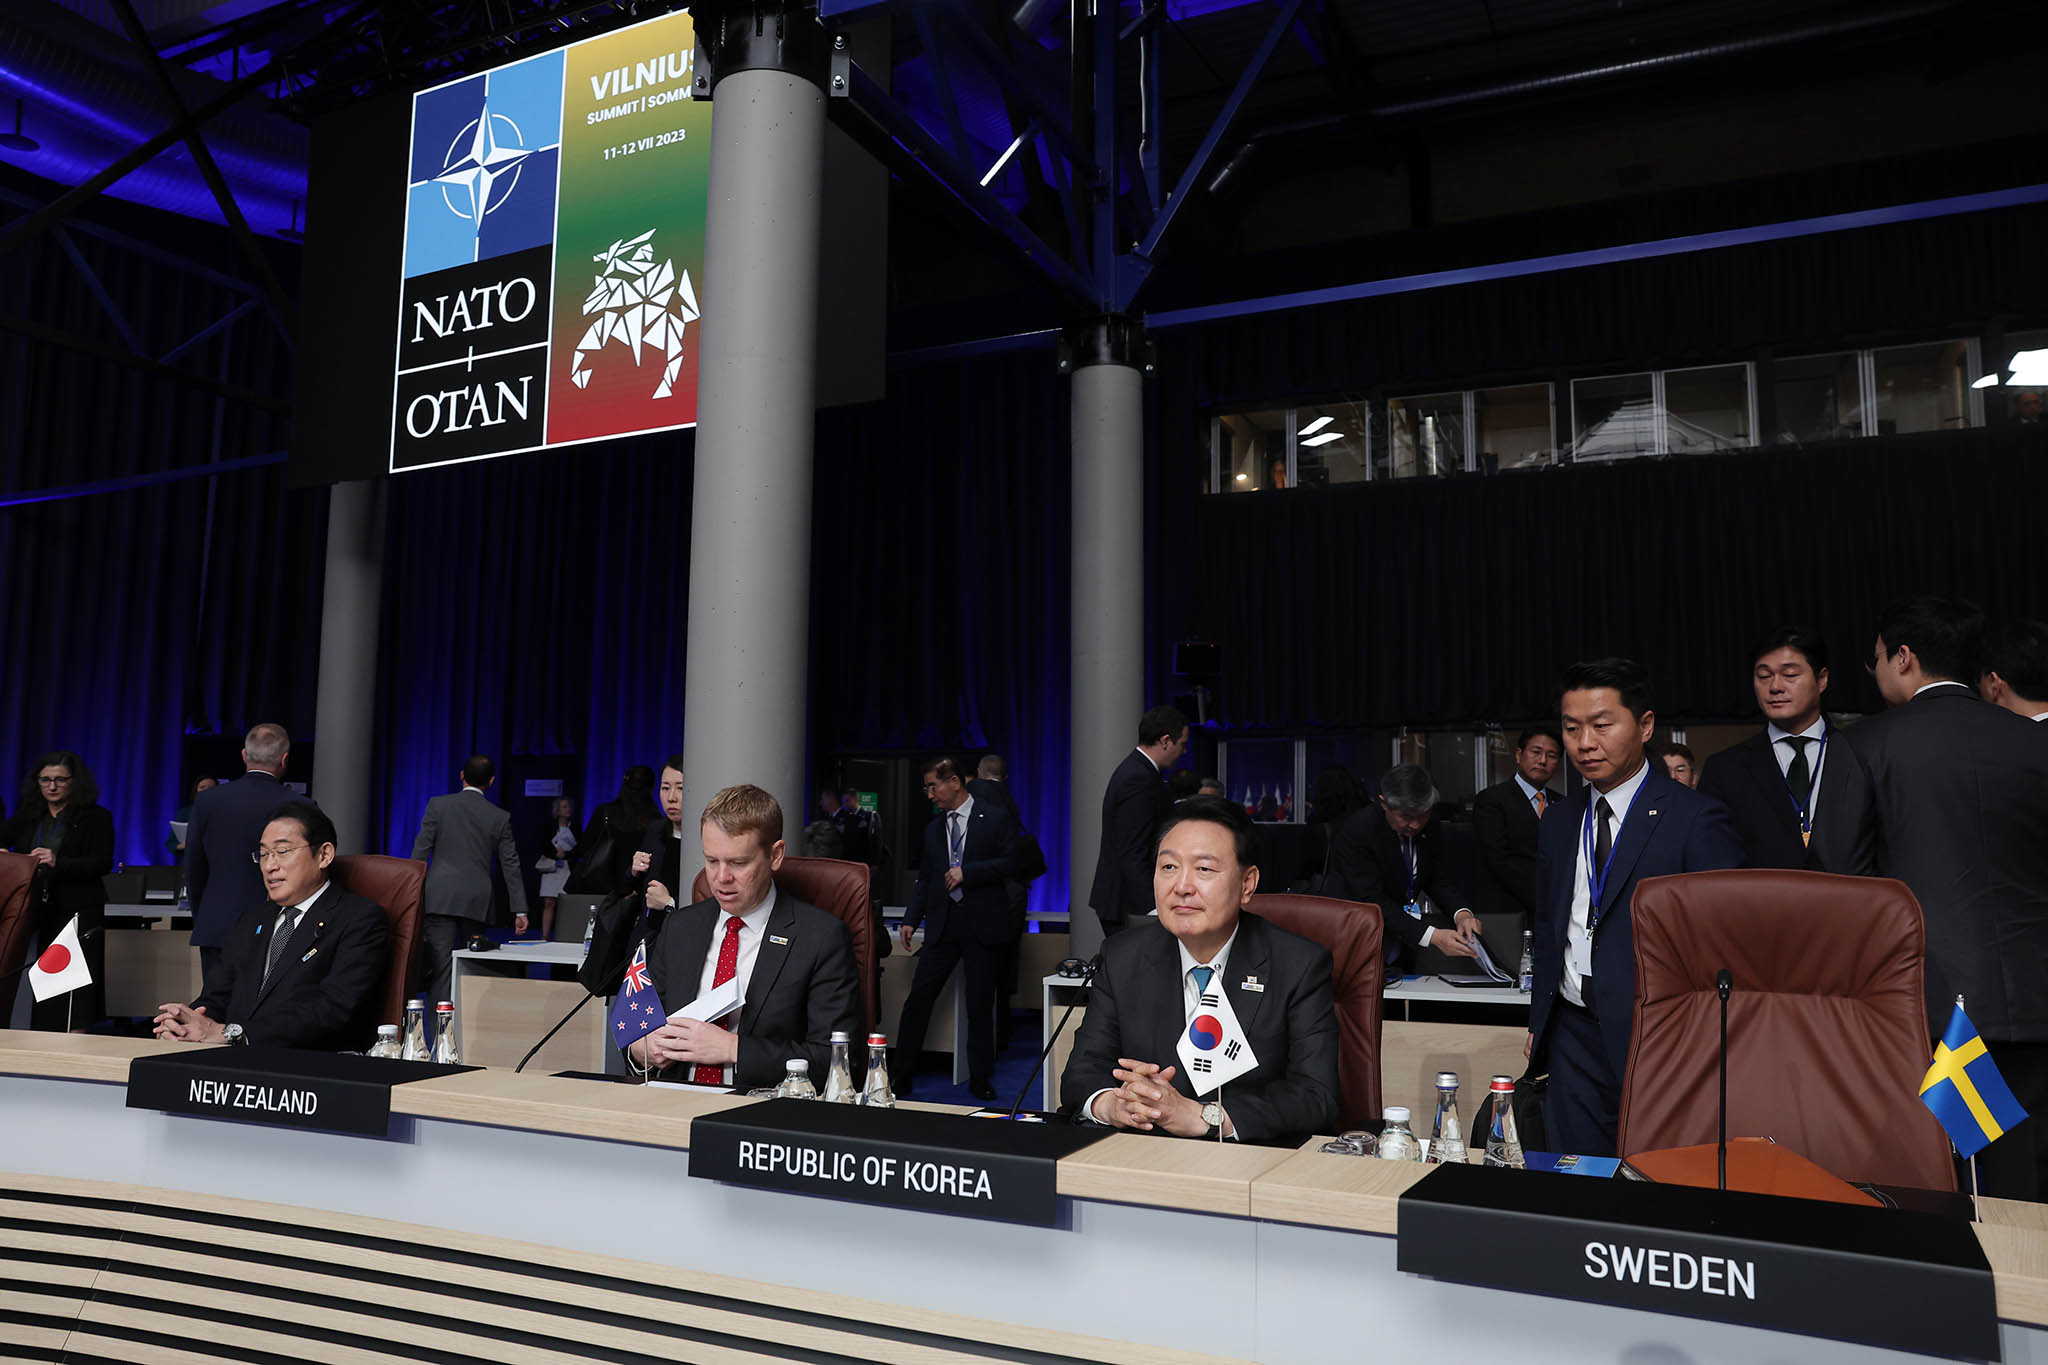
1779, 726, 1828, 839
1582, 797, 1626, 929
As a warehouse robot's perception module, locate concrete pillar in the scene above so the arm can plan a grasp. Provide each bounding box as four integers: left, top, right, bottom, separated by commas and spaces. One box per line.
1066, 316, 1151, 957
680, 8, 827, 837
312, 478, 386, 854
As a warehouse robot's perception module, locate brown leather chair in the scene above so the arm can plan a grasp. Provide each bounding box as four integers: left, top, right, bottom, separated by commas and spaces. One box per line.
0, 853, 36, 984
329, 854, 427, 1029
1619, 869, 1955, 1191
1248, 892, 1385, 1127
692, 856, 877, 1034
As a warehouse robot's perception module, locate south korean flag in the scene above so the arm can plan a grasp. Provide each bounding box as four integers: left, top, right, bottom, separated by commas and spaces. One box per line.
1177, 982, 1260, 1096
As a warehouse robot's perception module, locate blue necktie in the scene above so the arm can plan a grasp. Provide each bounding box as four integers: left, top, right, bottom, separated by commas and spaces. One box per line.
947, 811, 965, 902
1191, 965, 1214, 997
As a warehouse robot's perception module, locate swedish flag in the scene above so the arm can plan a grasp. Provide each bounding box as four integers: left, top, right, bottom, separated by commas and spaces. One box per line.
1920, 1004, 2029, 1158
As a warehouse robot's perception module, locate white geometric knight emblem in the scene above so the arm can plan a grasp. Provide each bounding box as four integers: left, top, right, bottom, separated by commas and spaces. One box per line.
570, 229, 700, 400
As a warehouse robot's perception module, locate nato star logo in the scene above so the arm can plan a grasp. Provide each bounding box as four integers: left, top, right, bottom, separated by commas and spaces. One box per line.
403, 54, 563, 279
434, 107, 536, 230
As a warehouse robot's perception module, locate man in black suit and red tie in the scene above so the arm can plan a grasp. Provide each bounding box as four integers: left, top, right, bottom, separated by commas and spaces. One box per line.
1829, 597, 2048, 1199
628, 785, 859, 1090
1088, 705, 1187, 937
894, 756, 1023, 1100
1529, 658, 1745, 1156
1471, 727, 1564, 928
1698, 626, 1859, 871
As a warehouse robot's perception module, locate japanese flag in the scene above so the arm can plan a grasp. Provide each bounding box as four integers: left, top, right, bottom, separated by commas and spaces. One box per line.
1177, 982, 1259, 1097
29, 915, 92, 1003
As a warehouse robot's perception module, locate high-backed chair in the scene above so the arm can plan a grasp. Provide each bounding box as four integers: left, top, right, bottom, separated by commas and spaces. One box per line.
329, 854, 427, 1029
1619, 869, 1955, 1191
693, 856, 877, 1034
1247, 892, 1385, 1127
0, 853, 37, 985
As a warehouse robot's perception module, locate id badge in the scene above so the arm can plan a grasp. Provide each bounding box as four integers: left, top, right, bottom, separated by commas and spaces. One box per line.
1568, 930, 1594, 979
1402, 899, 1423, 921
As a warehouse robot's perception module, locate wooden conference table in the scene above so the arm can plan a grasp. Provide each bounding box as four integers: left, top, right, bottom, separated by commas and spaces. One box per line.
6, 1032, 2048, 1364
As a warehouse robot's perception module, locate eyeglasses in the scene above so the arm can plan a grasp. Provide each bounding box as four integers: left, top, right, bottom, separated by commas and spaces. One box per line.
250, 843, 310, 866
36, 775, 71, 786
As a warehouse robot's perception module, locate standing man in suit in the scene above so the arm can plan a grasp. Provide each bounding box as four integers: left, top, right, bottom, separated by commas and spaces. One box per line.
1833, 596, 2048, 1199
628, 785, 859, 1089
1089, 705, 1188, 937
154, 802, 390, 1051
895, 756, 1023, 1100
1698, 626, 1856, 870
1471, 728, 1564, 929
185, 723, 293, 985
972, 753, 1030, 1053
1530, 658, 1745, 1156
1980, 619, 2048, 721
412, 755, 528, 1004
1060, 794, 1338, 1144
1324, 763, 1483, 969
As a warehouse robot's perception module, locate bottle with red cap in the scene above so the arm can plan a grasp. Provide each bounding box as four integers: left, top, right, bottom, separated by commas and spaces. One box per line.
1482, 1075, 1525, 1168
861, 1032, 895, 1107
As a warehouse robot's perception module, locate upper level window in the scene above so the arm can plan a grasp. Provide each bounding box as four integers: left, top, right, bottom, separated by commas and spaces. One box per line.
1294, 402, 1371, 488
1571, 364, 1756, 461
1217, 408, 1287, 492
1874, 340, 1976, 435
1774, 351, 1864, 443
1476, 384, 1555, 471
1387, 392, 1467, 477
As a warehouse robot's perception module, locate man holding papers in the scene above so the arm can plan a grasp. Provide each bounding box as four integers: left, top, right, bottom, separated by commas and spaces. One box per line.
1060, 795, 1338, 1144
625, 785, 859, 1088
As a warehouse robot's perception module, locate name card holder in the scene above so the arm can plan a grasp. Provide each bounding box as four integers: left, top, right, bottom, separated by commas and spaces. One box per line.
1397, 1163, 1998, 1362
128, 1047, 474, 1138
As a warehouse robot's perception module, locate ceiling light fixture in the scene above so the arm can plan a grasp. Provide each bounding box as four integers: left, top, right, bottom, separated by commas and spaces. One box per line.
279, 196, 305, 241
0, 99, 38, 154
1300, 431, 1346, 447
1298, 415, 1334, 436
1234, 472, 1248, 481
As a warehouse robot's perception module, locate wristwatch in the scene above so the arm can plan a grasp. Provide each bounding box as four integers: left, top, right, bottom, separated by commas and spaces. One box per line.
1201, 1100, 1223, 1137
222, 1024, 246, 1047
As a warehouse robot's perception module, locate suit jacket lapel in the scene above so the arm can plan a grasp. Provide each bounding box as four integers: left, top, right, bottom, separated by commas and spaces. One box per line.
1143, 931, 1185, 1086
1224, 916, 1271, 1038
253, 906, 318, 1009
672, 906, 715, 1005
740, 896, 797, 1031
1597, 778, 1665, 918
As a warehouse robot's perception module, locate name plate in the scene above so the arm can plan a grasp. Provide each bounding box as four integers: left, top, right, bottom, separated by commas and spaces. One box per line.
127, 1046, 473, 1137
1397, 1164, 1998, 1362
689, 1100, 1105, 1227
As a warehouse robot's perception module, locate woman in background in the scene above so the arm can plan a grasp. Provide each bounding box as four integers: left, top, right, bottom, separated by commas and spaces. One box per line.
3, 751, 115, 1030
631, 754, 689, 916
532, 795, 579, 939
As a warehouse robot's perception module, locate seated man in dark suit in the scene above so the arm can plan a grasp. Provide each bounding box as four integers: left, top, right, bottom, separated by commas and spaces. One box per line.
1471, 727, 1563, 930
1060, 795, 1338, 1144
896, 756, 1023, 1100
1323, 763, 1482, 969
153, 801, 390, 1051
1698, 625, 1857, 870
1529, 659, 1745, 1156
627, 785, 860, 1089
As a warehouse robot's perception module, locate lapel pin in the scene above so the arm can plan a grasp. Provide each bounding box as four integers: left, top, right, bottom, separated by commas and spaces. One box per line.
768, 934, 791, 946
1240, 979, 1266, 993
300, 947, 319, 962
1646, 809, 1659, 817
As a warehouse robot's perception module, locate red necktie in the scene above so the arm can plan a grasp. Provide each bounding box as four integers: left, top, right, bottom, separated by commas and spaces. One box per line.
692, 915, 745, 1085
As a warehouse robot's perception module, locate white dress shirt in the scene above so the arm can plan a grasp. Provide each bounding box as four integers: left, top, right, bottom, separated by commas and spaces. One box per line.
693, 885, 778, 1085
1559, 759, 1653, 1007
1513, 773, 1548, 815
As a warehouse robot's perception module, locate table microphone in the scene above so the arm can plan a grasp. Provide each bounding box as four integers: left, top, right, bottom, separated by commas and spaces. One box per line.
1008, 953, 1101, 1119
515, 906, 648, 1074
1716, 967, 1733, 1192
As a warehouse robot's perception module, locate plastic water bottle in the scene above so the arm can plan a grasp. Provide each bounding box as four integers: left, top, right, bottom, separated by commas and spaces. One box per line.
1483, 1075, 1526, 1169
1517, 931, 1534, 993
400, 1001, 429, 1061
431, 1001, 460, 1064
367, 1024, 401, 1059
580, 908, 597, 963
861, 1032, 895, 1108
774, 1059, 818, 1099
1427, 1072, 1466, 1165
1375, 1106, 1421, 1161
822, 1032, 858, 1102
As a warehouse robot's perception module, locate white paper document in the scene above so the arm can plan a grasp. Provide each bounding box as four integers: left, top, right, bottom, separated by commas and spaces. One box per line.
669, 977, 744, 1025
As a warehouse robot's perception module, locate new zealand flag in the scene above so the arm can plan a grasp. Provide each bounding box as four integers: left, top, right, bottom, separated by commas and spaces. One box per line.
606, 941, 666, 1047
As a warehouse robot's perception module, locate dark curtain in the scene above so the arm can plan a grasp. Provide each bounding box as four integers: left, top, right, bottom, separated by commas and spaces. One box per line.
1189, 424, 2048, 730
0, 466, 327, 865
370, 433, 693, 857
811, 352, 1074, 916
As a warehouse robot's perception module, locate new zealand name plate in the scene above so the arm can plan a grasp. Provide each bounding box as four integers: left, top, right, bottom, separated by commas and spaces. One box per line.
689, 1100, 1105, 1227
1397, 1163, 1998, 1362
127, 1046, 473, 1137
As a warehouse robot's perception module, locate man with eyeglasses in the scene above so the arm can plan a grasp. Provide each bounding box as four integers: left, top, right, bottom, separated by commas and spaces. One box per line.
154, 801, 390, 1051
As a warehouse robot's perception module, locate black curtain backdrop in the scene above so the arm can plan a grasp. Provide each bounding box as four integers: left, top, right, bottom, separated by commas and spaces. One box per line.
810, 353, 1074, 917
1188, 424, 2048, 730
0, 466, 327, 865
